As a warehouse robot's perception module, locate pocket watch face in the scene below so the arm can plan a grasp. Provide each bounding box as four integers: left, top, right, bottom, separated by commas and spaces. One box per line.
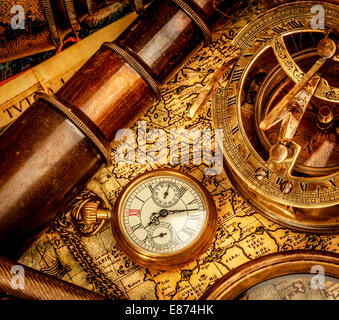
121, 175, 206, 254
111, 169, 217, 269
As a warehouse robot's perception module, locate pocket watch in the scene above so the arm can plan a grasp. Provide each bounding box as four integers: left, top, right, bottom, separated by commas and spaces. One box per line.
213, 1, 339, 232
75, 169, 217, 270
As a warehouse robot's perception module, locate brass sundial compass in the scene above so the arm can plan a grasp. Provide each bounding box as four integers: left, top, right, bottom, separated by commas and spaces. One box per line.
213, 1, 339, 232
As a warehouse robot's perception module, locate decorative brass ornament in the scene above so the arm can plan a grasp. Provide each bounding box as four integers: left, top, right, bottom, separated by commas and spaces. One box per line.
213, 1, 339, 232
202, 250, 339, 300
74, 169, 217, 270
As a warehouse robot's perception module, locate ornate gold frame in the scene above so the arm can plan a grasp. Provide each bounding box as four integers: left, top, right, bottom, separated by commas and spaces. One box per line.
201, 250, 339, 300
111, 169, 217, 270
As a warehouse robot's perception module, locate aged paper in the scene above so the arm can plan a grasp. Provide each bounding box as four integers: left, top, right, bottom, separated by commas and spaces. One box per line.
0, 0, 336, 300
0, 11, 137, 133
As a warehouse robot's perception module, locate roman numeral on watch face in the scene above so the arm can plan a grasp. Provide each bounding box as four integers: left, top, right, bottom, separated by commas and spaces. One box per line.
182, 226, 195, 236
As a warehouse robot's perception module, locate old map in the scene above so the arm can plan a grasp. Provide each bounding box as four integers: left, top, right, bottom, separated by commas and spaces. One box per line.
1, 0, 337, 300
239, 275, 339, 300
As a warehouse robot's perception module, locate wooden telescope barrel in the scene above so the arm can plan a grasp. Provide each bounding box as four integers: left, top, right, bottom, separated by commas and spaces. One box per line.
0, 256, 109, 300
0, 0, 144, 63
0, 0, 235, 259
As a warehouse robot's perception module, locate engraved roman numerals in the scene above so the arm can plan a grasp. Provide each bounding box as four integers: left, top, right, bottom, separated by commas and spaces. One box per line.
231, 68, 245, 83
287, 20, 304, 29
227, 95, 237, 107
275, 176, 283, 185
272, 25, 288, 34
299, 182, 308, 192
329, 179, 337, 189
231, 125, 239, 135
245, 152, 251, 161
255, 36, 271, 44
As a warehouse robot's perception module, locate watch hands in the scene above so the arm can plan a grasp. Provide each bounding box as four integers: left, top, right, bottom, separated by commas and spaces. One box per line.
152, 208, 199, 219
146, 213, 160, 227
131, 222, 143, 232
146, 208, 199, 227
141, 234, 149, 243
167, 208, 199, 215
163, 183, 170, 199
151, 232, 167, 239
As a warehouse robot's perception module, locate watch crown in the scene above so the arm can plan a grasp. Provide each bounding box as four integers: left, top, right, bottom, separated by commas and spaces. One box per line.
81, 201, 99, 225
80, 201, 111, 225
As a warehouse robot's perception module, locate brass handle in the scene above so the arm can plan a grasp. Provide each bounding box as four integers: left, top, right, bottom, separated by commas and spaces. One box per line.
73, 199, 111, 237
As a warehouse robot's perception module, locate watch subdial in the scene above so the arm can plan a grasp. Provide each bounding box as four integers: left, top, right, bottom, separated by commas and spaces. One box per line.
152, 182, 180, 208
147, 222, 174, 250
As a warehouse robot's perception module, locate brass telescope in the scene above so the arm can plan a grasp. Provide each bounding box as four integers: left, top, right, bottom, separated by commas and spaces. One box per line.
0, 0, 236, 259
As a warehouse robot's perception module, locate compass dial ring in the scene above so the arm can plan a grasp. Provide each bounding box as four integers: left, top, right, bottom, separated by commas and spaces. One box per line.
213, 1, 339, 232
